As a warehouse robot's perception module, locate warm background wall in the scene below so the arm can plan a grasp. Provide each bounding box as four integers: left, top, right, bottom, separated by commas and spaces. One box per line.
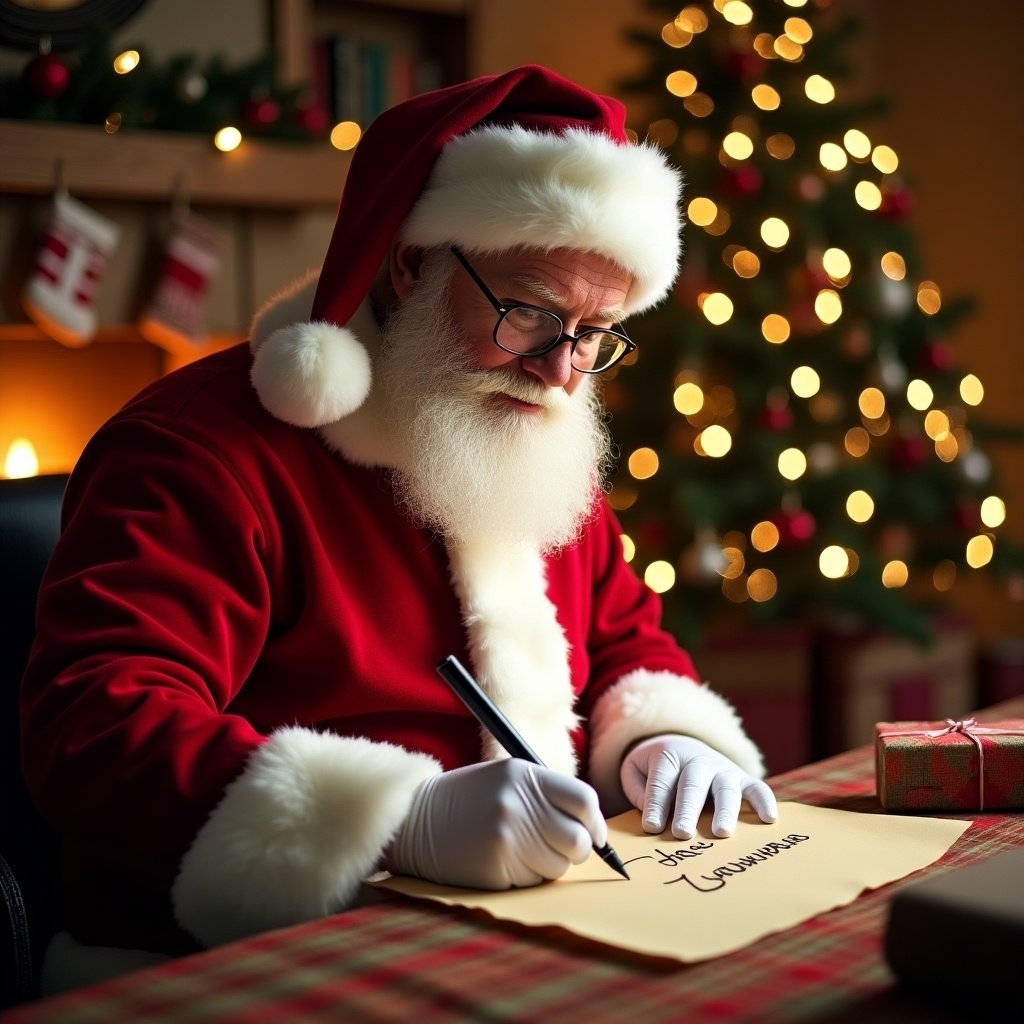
0, 0, 1020, 642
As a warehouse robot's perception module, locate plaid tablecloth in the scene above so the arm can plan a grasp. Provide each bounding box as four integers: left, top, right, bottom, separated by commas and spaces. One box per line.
6, 699, 1023, 1024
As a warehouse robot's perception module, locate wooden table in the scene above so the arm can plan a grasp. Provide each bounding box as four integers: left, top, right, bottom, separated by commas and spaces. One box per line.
5, 699, 1022, 1023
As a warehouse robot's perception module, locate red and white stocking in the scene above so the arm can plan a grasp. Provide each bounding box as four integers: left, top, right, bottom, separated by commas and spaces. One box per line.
22, 191, 120, 348
138, 211, 224, 357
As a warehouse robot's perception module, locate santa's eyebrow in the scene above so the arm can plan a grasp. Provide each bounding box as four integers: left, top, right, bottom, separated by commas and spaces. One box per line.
511, 275, 628, 324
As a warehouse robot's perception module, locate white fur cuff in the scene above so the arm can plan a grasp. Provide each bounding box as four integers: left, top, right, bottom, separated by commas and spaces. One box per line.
587, 670, 765, 814
172, 727, 440, 948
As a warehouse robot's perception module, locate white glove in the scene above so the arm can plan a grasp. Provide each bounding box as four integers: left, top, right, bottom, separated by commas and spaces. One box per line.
386, 758, 608, 889
621, 734, 778, 840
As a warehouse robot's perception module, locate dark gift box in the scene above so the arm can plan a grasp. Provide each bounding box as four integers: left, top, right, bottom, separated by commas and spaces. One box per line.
875, 718, 1024, 811
885, 847, 1024, 1005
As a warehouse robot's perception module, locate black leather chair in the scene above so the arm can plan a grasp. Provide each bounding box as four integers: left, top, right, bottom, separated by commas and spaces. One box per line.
1, 473, 68, 1008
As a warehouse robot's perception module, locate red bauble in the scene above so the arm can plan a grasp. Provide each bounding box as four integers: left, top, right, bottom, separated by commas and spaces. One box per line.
294, 101, 329, 136
759, 404, 794, 432
244, 96, 281, 128
879, 187, 914, 222
888, 434, 929, 470
918, 339, 954, 373
24, 52, 71, 98
771, 508, 816, 549
719, 164, 763, 199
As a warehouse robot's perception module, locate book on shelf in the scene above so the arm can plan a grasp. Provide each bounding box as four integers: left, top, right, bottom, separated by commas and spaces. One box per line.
308, 35, 443, 127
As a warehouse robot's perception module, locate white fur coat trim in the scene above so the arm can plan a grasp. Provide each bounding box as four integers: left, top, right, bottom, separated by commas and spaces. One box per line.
171, 727, 440, 948
445, 537, 579, 776
588, 669, 766, 815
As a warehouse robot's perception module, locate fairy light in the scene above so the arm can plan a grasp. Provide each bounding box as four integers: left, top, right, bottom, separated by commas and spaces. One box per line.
924, 409, 951, 441
819, 142, 847, 171
645, 560, 676, 593
628, 446, 659, 479
677, 5, 709, 32
684, 93, 715, 117
804, 75, 834, 103
731, 249, 761, 277
608, 484, 637, 511
858, 387, 886, 419
722, 1, 754, 26
778, 447, 807, 480
815, 289, 842, 323
872, 144, 899, 173
843, 129, 871, 159
966, 535, 995, 568
774, 35, 803, 61
113, 49, 140, 75
662, 22, 693, 47
844, 426, 871, 457
882, 560, 909, 588
785, 17, 813, 43
819, 545, 849, 579
935, 432, 959, 462
760, 216, 790, 248
697, 424, 732, 458
214, 126, 242, 152
702, 292, 734, 324
722, 131, 754, 160
761, 313, 790, 344
855, 182, 883, 210
620, 534, 636, 562
766, 133, 795, 159
790, 365, 820, 398
906, 379, 934, 411
721, 546, 745, 579
881, 252, 906, 280
688, 196, 718, 226
960, 374, 985, 405
673, 382, 705, 415
846, 490, 875, 522
330, 121, 362, 151
748, 568, 777, 602
752, 84, 781, 110
666, 70, 699, 97
751, 520, 780, 552
981, 496, 1006, 528
917, 281, 942, 314
822, 248, 851, 280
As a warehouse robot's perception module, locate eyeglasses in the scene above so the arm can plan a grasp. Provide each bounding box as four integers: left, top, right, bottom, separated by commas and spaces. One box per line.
450, 246, 636, 374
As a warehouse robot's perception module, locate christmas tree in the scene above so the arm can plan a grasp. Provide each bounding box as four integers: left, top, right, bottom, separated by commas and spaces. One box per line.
608, 0, 1022, 649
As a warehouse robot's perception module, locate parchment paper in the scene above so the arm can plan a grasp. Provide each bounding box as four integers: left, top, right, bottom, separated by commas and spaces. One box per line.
376, 801, 969, 962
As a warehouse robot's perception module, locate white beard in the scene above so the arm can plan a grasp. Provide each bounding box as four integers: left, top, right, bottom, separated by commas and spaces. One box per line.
378, 255, 614, 553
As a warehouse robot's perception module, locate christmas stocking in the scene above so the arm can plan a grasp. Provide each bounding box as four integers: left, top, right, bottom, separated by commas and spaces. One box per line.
138, 211, 224, 358
22, 190, 120, 348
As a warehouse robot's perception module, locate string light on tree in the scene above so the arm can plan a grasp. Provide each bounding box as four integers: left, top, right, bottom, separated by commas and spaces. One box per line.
610, 0, 1023, 647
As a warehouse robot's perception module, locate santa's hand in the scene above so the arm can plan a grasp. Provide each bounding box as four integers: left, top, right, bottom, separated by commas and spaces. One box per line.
620, 734, 777, 840
386, 758, 607, 889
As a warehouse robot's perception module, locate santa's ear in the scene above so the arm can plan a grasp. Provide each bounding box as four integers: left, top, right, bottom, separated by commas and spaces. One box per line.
389, 243, 428, 301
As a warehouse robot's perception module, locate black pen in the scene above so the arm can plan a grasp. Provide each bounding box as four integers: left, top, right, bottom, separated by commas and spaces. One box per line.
436, 654, 630, 881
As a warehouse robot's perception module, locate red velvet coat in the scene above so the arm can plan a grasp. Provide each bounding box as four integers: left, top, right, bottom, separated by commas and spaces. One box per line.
21, 340, 763, 958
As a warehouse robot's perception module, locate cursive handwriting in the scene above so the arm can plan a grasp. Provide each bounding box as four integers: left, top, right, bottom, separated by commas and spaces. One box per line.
667, 833, 811, 892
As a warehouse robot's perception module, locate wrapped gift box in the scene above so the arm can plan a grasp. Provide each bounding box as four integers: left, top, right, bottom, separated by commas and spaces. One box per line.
875, 718, 1024, 811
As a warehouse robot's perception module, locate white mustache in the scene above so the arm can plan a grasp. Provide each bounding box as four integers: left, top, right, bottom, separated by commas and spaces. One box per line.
462, 369, 567, 410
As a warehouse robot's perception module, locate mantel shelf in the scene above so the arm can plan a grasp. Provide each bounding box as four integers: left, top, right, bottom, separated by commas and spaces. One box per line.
0, 119, 351, 209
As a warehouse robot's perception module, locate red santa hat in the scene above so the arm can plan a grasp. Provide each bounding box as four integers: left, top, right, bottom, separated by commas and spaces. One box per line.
250, 64, 683, 428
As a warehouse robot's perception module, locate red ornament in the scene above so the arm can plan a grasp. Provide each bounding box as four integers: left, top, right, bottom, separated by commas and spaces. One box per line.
759, 404, 794, 432
244, 96, 281, 128
24, 51, 70, 98
719, 164, 763, 199
888, 434, 929, 470
953, 499, 981, 534
294, 101, 329, 136
918, 339, 954, 373
771, 508, 816, 549
879, 187, 914, 222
